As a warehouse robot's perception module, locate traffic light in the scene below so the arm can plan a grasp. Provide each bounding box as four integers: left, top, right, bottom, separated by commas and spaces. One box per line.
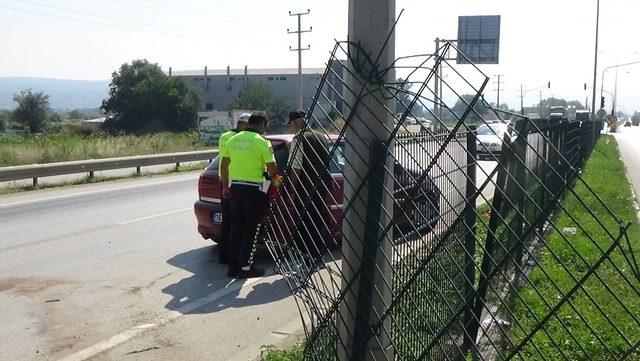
600, 96, 605, 109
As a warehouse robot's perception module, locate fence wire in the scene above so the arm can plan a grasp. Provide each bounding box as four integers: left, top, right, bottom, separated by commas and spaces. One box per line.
263, 39, 639, 360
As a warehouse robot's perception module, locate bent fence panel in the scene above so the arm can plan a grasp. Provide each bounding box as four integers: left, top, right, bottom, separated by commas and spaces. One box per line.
264, 36, 638, 360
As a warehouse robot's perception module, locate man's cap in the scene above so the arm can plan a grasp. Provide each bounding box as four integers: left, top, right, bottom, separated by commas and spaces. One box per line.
237, 113, 251, 123
288, 110, 307, 123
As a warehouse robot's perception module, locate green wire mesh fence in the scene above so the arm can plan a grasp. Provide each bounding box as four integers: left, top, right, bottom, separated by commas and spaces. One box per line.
263, 38, 639, 360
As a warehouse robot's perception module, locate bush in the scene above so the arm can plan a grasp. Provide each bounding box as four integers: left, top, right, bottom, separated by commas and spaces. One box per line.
0, 113, 6, 133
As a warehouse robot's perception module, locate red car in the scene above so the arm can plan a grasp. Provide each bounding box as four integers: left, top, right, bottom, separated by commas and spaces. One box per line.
194, 134, 439, 245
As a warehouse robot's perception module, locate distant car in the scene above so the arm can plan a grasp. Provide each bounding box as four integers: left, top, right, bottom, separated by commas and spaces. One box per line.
549, 112, 564, 123
476, 123, 513, 159
194, 134, 441, 247
575, 110, 590, 122
624, 120, 632, 127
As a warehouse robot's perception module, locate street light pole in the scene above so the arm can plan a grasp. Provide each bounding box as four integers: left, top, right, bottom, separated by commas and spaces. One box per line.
590, 0, 600, 121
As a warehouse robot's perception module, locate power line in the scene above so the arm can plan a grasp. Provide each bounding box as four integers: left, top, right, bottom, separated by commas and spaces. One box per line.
138, 0, 251, 21
110, 0, 265, 26
110, 0, 281, 29
0, 4, 224, 41
9, 0, 228, 39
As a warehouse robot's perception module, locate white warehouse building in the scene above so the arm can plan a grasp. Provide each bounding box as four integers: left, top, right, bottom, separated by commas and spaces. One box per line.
169, 66, 334, 113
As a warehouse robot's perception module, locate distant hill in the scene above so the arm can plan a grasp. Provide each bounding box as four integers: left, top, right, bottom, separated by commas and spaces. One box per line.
0, 77, 109, 110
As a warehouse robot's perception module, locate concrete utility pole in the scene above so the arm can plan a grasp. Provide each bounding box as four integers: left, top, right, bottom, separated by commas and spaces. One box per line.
520, 84, 524, 115
288, 10, 312, 110
340, 1, 395, 360
494, 74, 504, 107
434, 38, 440, 117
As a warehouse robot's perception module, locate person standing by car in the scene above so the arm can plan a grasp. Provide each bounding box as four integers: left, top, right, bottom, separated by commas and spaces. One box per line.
287, 110, 333, 264
216, 113, 250, 264
220, 113, 277, 278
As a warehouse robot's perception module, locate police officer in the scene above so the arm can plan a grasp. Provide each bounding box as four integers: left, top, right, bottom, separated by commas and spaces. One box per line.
287, 110, 333, 262
220, 113, 277, 278
216, 113, 250, 264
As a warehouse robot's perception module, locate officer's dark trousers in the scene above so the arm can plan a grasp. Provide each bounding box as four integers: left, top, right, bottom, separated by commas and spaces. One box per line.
294, 193, 328, 260
219, 197, 232, 256
228, 184, 267, 267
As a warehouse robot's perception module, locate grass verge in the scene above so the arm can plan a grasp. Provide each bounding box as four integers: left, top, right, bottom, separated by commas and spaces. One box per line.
0, 132, 207, 167
0, 162, 208, 196
509, 135, 640, 359
259, 344, 304, 361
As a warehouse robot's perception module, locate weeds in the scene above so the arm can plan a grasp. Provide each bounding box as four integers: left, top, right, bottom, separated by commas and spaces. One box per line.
0, 132, 206, 167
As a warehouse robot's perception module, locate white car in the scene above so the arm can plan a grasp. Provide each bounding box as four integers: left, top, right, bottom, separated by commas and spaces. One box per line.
476, 123, 512, 159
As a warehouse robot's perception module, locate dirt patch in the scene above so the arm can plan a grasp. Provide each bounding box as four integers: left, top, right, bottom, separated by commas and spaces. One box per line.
126, 272, 173, 295
0, 277, 64, 297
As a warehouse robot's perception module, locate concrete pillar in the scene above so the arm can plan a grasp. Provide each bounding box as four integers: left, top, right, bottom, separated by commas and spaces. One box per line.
339, 1, 395, 360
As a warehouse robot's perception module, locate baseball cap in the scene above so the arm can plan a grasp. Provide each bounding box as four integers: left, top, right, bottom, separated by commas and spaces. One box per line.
288, 110, 307, 124
237, 113, 251, 123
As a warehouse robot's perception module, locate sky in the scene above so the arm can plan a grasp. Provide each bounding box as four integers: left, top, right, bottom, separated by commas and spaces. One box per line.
1, 0, 639, 112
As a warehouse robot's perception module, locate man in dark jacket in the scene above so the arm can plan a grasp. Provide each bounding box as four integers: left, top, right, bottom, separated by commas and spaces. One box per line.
287, 110, 334, 262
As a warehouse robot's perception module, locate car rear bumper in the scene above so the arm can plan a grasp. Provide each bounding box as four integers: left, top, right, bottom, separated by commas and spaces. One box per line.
194, 200, 222, 241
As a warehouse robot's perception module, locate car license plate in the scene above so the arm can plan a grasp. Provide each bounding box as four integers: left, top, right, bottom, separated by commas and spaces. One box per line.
211, 212, 223, 224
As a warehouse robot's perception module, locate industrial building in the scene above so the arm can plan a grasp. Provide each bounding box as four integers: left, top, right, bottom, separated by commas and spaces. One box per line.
168, 66, 327, 113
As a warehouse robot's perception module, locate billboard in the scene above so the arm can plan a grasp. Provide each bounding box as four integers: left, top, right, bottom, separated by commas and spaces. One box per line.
457, 15, 501, 64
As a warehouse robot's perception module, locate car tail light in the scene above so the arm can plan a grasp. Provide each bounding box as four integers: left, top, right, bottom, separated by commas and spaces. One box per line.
198, 173, 222, 203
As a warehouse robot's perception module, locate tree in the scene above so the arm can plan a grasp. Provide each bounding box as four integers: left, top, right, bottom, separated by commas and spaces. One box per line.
0, 111, 7, 133
12, 89, 50, 133
394, 78, 425, 117
67, 109, 85, 120
450, 94, 490, 123
227, 81, 289, 131
101, 59, 201, 134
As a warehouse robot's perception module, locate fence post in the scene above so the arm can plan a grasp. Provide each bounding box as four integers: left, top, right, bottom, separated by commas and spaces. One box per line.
463, 126, 478, 355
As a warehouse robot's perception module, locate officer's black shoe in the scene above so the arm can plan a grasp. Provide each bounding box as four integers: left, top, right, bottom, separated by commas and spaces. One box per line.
237, 266, 266, 279
227, 264, 240, 278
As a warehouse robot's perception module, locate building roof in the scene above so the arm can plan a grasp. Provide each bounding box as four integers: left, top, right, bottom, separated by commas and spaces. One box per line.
169, 67, 325, 77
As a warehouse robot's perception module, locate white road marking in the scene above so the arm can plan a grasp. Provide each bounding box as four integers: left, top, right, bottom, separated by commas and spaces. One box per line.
115, 208, 192, 225
0, 176, 198, 208
56, 276, 266, 361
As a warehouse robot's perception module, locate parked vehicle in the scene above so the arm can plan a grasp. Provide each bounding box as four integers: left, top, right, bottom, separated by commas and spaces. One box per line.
475, 123, 513, 159
575, 110, 590, 122
549, 106, 568, 119
632, 114, 640, 126
194, 134, 441, 246
624, 120, 632, 127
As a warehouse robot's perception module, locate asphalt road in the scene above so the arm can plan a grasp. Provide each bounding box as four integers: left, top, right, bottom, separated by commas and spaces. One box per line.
0, 158, 499, 361
0, 172, 300, 361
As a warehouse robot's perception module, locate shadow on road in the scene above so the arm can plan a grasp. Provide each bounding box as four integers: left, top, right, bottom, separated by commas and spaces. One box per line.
162, 245, 289, 314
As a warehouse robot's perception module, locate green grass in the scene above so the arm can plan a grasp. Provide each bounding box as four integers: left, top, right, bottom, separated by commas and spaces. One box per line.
260, 344, 304, 361
0, 162, 208, 195
509, 135, 640, 360
0, 132, 207, 167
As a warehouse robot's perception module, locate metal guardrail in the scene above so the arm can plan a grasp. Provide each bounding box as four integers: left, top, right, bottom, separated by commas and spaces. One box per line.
0, 150, 218, 185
